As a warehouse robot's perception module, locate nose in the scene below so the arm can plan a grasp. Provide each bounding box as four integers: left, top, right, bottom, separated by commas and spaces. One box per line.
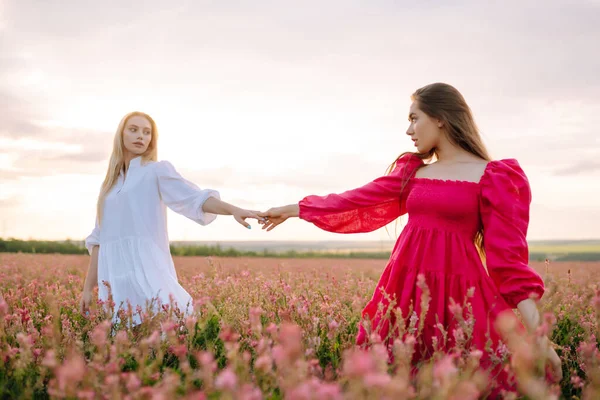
406, 124, 413, 136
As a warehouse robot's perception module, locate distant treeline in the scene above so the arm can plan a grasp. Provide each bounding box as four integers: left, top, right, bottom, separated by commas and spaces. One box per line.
1, 238, 599, 261
0, 239, 88, 255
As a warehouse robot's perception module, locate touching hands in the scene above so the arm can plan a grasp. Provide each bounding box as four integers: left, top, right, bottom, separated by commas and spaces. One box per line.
231, 208, 265, 229
258, 204, 300, 231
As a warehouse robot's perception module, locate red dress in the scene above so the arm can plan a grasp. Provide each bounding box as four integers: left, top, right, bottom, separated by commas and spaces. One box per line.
298, 154, 545, 392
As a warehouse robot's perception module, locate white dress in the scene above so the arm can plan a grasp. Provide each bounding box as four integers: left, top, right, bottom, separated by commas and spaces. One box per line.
85, 156, 219, 323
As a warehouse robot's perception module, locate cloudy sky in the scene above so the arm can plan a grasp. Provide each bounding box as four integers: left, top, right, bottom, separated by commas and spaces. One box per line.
1, 0, 599, 243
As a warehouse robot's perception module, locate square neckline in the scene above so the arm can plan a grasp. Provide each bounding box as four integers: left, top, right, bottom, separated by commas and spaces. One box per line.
412, 161, 492, 186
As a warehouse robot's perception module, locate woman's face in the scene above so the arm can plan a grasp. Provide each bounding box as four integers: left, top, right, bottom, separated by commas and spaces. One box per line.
406, 101, 443, 154
122, 115, 152, 156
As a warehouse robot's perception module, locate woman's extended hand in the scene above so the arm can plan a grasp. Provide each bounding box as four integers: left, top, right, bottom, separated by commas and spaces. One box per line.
232, 209, 265, 229
258, 204, 300, 231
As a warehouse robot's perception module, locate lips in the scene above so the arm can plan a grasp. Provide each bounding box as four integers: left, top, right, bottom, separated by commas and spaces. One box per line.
133, 142, 144, 147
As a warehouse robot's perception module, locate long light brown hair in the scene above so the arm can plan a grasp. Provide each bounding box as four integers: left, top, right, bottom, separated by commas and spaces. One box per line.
96, 111, 159, 224
387, 83, 491, 256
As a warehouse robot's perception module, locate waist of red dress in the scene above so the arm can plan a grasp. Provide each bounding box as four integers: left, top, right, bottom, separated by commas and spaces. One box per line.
405, 214, 480, 238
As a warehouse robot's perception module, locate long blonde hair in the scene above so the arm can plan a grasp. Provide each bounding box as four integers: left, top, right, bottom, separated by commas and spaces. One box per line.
96, 111, 158, 224
388, 83, 491, 255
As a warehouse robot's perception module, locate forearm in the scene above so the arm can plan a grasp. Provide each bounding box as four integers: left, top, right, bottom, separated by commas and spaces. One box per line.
517, 298, 541, 333
283, 203, 300, 217
83, 245, 99, 292
202, 197, 242, 216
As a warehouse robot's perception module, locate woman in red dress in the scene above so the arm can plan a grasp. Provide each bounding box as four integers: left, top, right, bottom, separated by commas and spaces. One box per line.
259, 83, 562, 394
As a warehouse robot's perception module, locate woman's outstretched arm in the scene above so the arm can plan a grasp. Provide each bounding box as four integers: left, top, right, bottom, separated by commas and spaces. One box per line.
202, 197, 265, 229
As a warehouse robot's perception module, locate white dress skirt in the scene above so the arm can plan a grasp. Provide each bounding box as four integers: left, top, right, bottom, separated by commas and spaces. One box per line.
85, 156, 219, 324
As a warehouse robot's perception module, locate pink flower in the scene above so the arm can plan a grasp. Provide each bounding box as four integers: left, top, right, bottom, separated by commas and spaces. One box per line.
592, 290, 600, 310
16, 332, 34, 348
116, 330, 128, 344
448, 299, 462, 316
105, 374, 119, 387
255, 355, 272, 373
364, 373, 391, 387
452, 327, 465, 342
328, 320, 339, 331
343, 350, 376, 377
142, 330, 161, 347
90, 320, 111, 348
55, 354, 86, 391
238, 384, 262, 400
433, 355, 458, 383
41, 349, 57, 368
32, 348, 42, 359
469, 349, 483, 360
266, 323, 278, 336
570, 375, 584, 389
405, 334, 416, 346
466, 287, 476, 298
287, 382, 312, 399
161, 320, 178, 333
272, 345, 286, 366
450, 381, 480, 400
170, 344, 188, 358
185, 316, 198, 331
194, 296, 211, 309
215, 367, 237, 391
126, 373, 141, 392
219, 325, 240, 343
198, 351, 215, 369
279, 323, 303, 358
77, 390, 96, 399
0, 295, 8, 316
317, 383, 342, 399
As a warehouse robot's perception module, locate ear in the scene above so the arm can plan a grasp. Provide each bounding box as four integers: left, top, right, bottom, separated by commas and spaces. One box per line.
436, 119, 444, 128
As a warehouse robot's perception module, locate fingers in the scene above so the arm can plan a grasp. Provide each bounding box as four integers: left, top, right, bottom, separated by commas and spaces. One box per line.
262, 218, 284, 231
80, 298, 88, 315
235, 215, 251, 229
261, 220, 273, 230
245, 211, 266, 223
238, 208, 287, 231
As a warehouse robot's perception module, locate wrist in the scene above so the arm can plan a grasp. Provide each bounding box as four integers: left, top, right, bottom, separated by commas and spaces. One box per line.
517, 299, 541, 333
228, 204, 242, 216
286, 204, 300, 217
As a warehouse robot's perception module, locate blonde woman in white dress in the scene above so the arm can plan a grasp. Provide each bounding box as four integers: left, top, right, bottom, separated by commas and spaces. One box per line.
80, 111, 262, 324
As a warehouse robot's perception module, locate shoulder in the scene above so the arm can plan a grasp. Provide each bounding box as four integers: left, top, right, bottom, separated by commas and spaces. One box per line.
396, 152, 425, 165
149, 160, 176, 174
392, 153, 424, 174
484, 159, 529, 184
481, 158, 531, 203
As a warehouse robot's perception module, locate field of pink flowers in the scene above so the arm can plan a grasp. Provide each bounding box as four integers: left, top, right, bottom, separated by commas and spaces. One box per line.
0, 253, 598, 399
